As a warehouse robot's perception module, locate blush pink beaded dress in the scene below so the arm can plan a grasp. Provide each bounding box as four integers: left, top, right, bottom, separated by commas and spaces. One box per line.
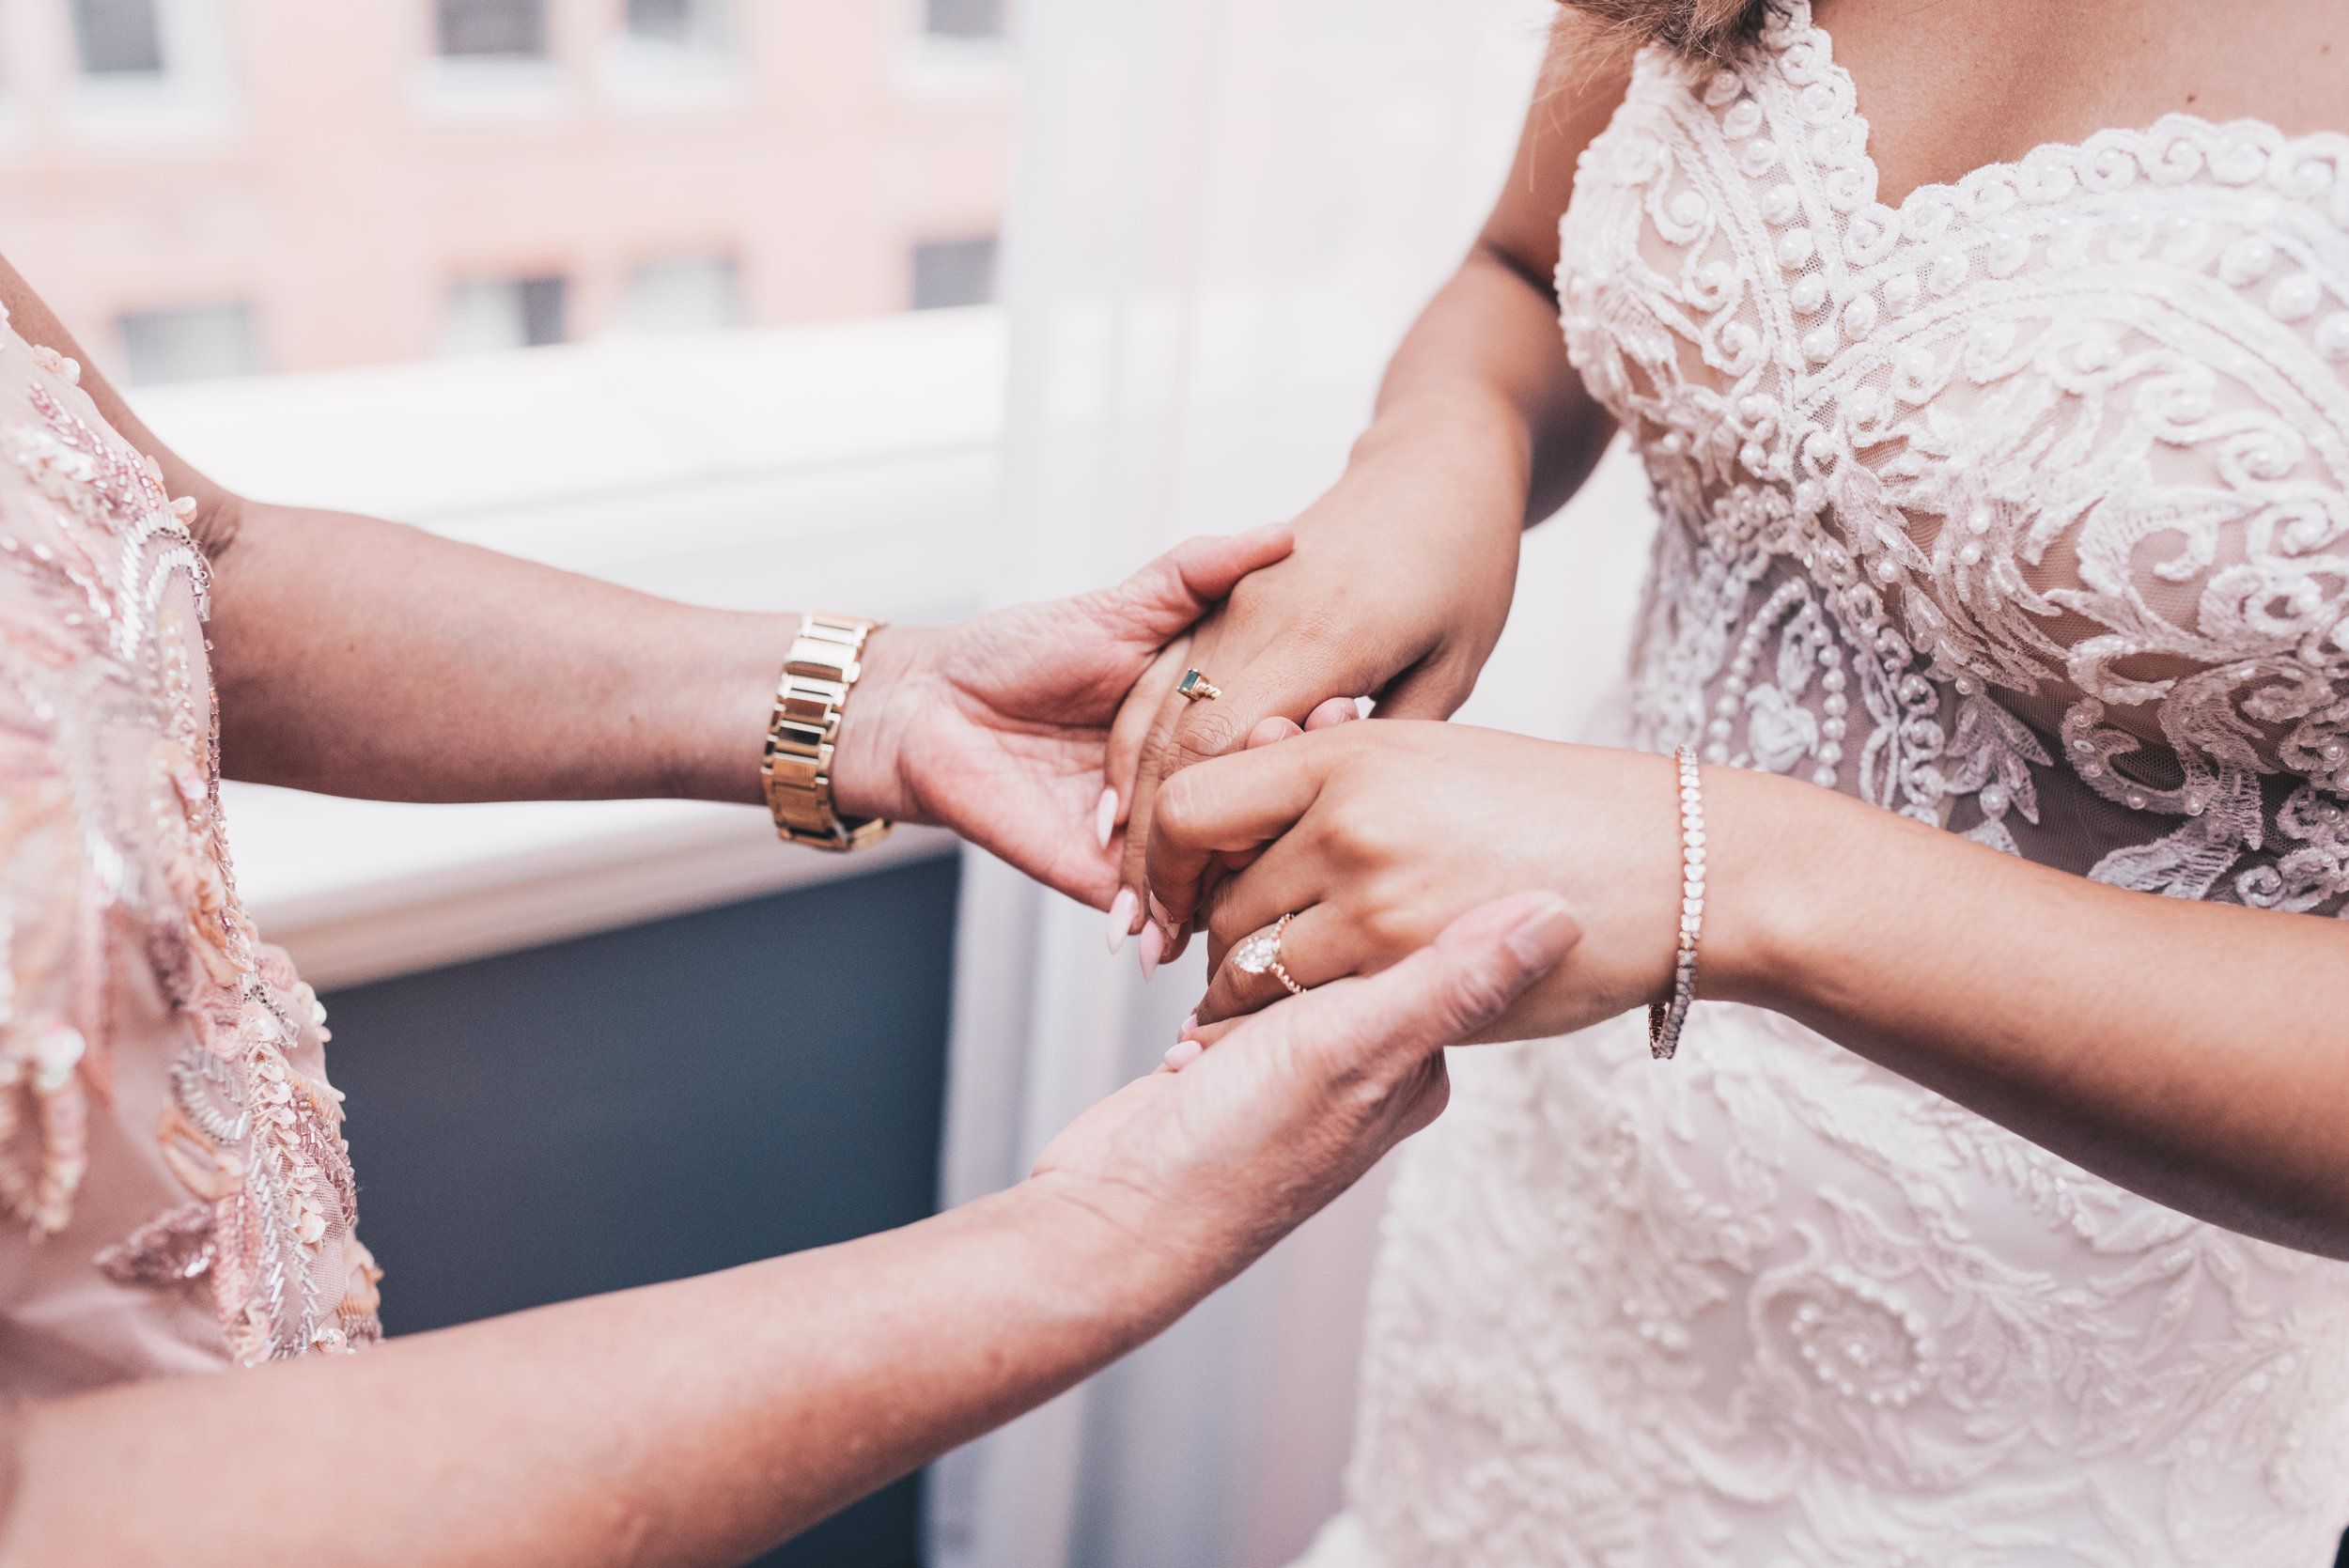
1297, 5, 2349, 1563
0, 318, 379, 1397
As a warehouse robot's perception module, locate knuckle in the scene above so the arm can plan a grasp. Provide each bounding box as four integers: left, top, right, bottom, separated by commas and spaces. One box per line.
1171, 707, 1242, 765
1359, 899, 1433, 956
1132, 737, 1175, 787
1432, 957, 1517, 1034
1152, 771, 1204, 844
1327, 807, 1406, 870
1202, 878, 1243, 946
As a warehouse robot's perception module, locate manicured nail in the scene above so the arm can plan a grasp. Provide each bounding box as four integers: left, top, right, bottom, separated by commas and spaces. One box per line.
1107, 888, 1139, 955
1179, 1012, 1198, 1039
1140, 922, 1164, 981
1163, 1038, 1204, 1070
1147, 891, 1172, 927
1095, 786, 1117, 849
1504, 898, 1579, 966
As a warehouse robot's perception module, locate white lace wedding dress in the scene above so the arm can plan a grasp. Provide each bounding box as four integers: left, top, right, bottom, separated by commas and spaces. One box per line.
1295, 6, 2349, 1564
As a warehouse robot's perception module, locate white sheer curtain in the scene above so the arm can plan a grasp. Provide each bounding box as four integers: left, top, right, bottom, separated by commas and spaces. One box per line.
926, 1, 1657, 1563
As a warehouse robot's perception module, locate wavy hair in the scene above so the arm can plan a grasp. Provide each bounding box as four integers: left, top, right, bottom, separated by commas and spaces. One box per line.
1553, 0, 1782, 65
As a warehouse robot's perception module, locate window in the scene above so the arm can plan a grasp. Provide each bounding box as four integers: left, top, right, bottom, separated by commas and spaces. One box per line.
444, 276, 568, 354
15, 2, 1011, 365
436, 0, 547, 58
73, 0, 165, 76
625, 256, 739, 334
924, 0, 1005, 40
120, 303, 257, 385
911, 237, 998, 310
624, 0, 729, 51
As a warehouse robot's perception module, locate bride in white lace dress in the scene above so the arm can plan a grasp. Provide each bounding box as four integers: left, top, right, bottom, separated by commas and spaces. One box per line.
1105, 0, 2349, 1561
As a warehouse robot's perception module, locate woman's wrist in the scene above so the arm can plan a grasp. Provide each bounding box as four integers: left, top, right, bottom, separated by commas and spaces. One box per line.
1336, 396, 1532, 548
1690, 765, 1861, 1018
639, 608, 800, 807
826, 624, 937, 824
670, 612, 926, 821
981, 1174, 1227, 1350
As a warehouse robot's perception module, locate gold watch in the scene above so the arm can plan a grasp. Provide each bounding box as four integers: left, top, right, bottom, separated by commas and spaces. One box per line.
760, 613, 894, 852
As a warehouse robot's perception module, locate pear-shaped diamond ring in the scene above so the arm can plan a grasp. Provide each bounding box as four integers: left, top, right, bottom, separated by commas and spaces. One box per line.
1230, 911, 1306, 995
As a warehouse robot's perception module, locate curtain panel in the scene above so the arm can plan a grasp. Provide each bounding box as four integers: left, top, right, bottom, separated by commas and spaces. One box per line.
926, 2, 1655, 1563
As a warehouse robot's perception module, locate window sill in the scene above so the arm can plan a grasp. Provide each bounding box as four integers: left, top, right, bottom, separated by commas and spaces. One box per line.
134, 308, 1004, 985
67, 75, 237, 141
414, 56, 569, 123
599, 40, 741, 110
896, 37, 1015, 99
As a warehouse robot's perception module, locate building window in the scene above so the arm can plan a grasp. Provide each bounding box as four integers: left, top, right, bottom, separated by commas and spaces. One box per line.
73, 0, 165, 75
444, 275, 568, 354
910, 237, 998, 310
624, 0, 729, 50
436, 0, 548, 58
923, 0, 1005, 39
120, 303, 257, 385
626, 256, 739, 334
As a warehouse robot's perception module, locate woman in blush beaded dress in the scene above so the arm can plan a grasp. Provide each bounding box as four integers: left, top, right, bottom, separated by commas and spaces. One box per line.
1111, 0, 2349, 1562
0, 255, 1594, 1564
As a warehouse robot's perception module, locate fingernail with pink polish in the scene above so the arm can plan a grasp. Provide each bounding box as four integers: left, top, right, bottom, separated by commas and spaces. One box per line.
1504, 898, 1579, 966
1095, 786, 1118, 849
1140, 922, 1164, 981
1163, 1038, 1204, 1070
1107, 888, 1139, 955
1147, 891, 1172, 927
1178, 1012, 1198, 1039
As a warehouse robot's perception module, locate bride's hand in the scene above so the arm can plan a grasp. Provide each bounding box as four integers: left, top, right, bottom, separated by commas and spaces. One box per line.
1100, 464, 1524, 969
1146, 721, 1698, 1040
828, 527, 1291, 908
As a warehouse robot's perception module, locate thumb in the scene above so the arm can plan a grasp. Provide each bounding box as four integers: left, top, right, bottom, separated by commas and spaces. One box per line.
1083, 525, 1294, 644
1278, 892, 1581, 1081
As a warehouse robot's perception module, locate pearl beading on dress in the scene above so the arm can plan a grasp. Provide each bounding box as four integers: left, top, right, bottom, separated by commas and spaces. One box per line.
1558, 0, 2349, 907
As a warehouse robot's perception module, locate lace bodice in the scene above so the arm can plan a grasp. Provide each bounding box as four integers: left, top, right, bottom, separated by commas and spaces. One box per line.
1292, 11, 2349, 1566
1557, 4, 2349, 901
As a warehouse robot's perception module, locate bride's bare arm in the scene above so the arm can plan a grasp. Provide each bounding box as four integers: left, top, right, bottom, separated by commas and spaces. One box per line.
0, 893, 1580, 1568
1101, 43, 1629, 959
1150, 722, 2349, 1261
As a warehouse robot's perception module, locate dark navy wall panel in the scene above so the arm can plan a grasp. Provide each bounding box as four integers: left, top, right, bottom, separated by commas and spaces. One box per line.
319, 853, 960, 1568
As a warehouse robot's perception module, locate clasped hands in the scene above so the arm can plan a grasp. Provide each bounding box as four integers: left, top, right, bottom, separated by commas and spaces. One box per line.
1086, 513, 1703, 1056
827, 512, 1703, 1072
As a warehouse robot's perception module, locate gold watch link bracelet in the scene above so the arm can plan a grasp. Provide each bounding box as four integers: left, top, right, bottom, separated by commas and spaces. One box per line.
760, 613, 894, 853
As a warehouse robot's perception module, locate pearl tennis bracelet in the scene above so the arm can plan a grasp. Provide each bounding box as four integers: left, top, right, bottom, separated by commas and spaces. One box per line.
1648, 745, 1703, 1061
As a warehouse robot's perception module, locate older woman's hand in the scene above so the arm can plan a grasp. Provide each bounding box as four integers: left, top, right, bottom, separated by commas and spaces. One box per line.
1146, 722, 1694, 1044
827, 527, 1291, 908
1029, 888, 1580, 1289
0, 889, 1579, 1568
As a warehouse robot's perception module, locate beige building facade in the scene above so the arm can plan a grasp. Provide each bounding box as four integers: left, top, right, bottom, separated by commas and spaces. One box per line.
0, 0, 1014, 380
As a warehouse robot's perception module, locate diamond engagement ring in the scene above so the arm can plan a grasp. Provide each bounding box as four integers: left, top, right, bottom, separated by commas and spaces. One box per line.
1175, 668, 1221, 703
1231, 911, 1306, 996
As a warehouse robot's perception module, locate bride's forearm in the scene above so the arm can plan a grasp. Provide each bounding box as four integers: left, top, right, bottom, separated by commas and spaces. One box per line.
0, 1185, 1190, 1568
1704, 768, 2349, 1257
1355, 243, 1615, 536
